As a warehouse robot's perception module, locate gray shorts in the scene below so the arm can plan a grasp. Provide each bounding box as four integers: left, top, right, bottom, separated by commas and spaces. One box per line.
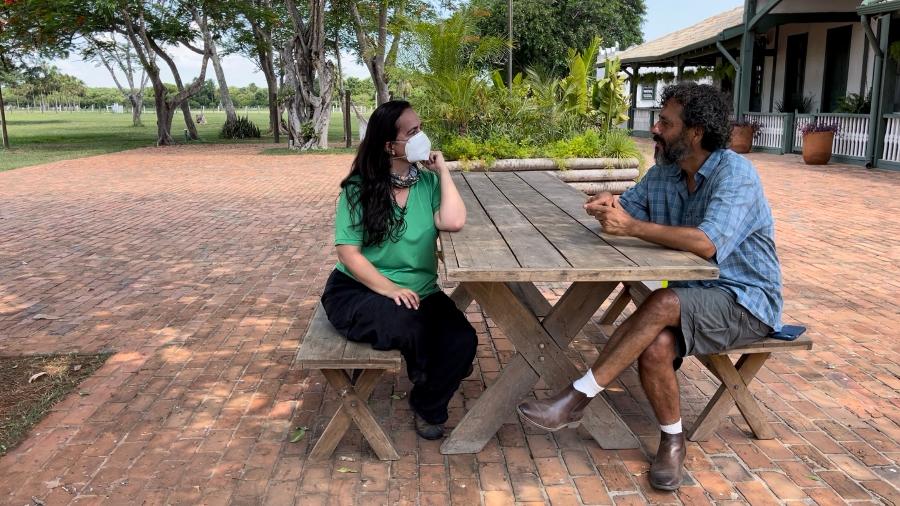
669, 286, 771, 362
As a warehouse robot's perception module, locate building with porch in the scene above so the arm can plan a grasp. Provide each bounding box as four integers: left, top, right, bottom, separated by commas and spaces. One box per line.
611, 0, 900, 170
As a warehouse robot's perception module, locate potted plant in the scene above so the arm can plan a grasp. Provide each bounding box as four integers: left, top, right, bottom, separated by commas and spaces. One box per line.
730, 118, 761, 154
800, 121, 840, 165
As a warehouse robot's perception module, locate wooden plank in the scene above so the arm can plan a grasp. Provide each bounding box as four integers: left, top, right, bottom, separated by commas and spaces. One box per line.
446, 172, 519, 270
444, 266, 720, 283
489, 172, 634, 269
516, 171, 717, 273
723, 335, 812, 354
469, 281, 639, 449
542, 281, 617, 350
321, 369, 399, 460
309, 368, 383, 460
342, 339, 402, 370
507, 282, 552, 318
297, 303, 349, 368
450, 284, 474, 312
441, 354, 539, 454
688, 353, 773, 441
599, 285, 632, 325
465, 172, 568, 269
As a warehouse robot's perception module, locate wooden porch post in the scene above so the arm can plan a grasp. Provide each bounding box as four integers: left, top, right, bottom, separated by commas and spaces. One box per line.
738, 0, 758, 116
864, 14, 889, 166
628, 65, 639, 130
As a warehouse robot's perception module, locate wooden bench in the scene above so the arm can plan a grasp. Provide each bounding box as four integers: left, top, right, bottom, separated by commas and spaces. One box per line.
599, 281, 812, 441
297, 303, 401, 461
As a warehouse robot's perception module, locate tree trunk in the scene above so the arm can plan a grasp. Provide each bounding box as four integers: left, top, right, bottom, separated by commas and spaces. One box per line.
210, 45, 237, 124
180, 99, 198, 139
129, 94, 144, 127
0, 82, 9, 149
282, 0, 336, 150
372, 59, 390, 105
154, 88, 176, 146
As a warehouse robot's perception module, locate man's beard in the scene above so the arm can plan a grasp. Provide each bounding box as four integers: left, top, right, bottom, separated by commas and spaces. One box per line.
653, 132, 689, 166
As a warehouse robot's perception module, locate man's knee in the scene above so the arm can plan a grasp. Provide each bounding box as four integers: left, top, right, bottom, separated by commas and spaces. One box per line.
637, 288, 681, 319
639, 329, 678, 369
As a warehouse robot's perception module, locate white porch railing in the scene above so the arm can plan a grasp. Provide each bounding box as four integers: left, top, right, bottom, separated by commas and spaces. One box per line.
743, 113, 789, 150
793, 114, 869, 159
881, 114, 900, 163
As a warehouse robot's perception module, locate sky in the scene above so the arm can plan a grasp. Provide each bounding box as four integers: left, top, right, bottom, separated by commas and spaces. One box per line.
53, 0, 745, 88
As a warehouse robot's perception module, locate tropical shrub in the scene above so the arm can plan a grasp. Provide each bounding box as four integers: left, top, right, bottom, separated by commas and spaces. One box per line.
220, 116, 261, 139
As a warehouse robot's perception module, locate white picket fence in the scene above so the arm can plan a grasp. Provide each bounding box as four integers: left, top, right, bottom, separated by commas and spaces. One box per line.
793, 114, 869, 159
881, 115, 900, 162
743, 113, 788, 150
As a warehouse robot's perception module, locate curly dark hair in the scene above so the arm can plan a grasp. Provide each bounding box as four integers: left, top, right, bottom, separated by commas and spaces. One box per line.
341, 100, 410, 247
659, 82, 732, 152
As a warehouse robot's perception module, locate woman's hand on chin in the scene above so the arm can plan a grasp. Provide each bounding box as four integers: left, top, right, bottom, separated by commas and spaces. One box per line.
422, 151, 447, 173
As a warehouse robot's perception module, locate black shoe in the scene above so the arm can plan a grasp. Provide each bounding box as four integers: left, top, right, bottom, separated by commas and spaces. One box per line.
414, 413, 444, 440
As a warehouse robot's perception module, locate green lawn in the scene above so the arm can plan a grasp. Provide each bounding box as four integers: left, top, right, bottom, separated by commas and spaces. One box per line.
0, 109, 359, 172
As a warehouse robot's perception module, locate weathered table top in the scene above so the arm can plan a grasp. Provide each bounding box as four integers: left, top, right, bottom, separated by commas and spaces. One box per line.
440, 171, 719, 283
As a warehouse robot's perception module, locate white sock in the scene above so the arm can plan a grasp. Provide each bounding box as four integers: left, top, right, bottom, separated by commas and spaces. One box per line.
572, 370, 604, 397
660, 419, 683, 435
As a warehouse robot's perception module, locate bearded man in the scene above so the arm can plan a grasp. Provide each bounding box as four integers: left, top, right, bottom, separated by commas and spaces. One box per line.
517, 82, 783, 491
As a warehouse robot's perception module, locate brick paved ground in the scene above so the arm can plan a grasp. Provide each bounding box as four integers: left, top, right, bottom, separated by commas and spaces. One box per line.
0, 144, 897, 505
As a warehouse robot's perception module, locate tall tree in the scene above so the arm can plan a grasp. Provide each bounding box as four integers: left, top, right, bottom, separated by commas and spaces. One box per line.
471, 0, 645, 78
335, 0, 429, 106
0, 0, 87, 147
281, 0, 335, 149
114, 1, 212, 145
229, 0, 285, 143
85, 33, 152, 126
190, 3, 238, 124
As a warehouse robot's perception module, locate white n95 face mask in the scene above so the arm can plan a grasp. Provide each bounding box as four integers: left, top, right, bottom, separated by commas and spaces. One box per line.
398, 131, 432, 163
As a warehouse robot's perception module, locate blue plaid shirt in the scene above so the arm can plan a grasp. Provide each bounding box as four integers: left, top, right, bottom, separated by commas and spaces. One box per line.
619, 149, 783, 331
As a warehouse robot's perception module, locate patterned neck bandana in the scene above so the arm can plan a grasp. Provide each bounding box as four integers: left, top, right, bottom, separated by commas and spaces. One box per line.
390, 164, 420, 188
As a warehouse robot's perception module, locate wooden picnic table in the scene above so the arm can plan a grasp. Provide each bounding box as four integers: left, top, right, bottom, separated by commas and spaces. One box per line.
438, 170, 719, 453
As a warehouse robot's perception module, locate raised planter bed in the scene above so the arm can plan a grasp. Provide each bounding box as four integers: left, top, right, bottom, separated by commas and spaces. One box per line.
444, 157, 641, 195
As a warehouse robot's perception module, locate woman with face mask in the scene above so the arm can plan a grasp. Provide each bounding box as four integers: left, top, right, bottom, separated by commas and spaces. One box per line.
320, 100, 476, 440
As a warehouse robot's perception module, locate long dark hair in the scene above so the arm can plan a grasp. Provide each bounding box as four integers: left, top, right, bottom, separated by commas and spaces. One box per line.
341, 100, 411, 247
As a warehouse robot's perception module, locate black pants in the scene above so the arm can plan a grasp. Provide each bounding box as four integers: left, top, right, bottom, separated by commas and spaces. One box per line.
321, 269, 478, 424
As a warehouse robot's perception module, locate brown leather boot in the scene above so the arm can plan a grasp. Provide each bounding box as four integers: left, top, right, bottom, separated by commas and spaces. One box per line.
649, 431, 686, 491
517, 385, 592, 431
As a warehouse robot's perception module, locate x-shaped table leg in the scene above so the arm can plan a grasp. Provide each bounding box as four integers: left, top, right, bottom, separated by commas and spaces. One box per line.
309, 368, 399, 461
688, 353, 774, 441
441, 281, 640, 454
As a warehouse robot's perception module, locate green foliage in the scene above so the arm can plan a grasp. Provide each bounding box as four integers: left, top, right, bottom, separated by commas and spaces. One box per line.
593, 57, 630, 133
219, 116, 261, 139
600, 129, 642, 160
835, 93, 871, 114
890, 41, 900, 65
470, 0, 646, 78
344, 77, 377, 107
544, 130, 604, 159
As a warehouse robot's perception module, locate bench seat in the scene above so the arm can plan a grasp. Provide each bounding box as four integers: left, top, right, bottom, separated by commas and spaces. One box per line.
599, 281, 812, 441
296, 303, 401, 460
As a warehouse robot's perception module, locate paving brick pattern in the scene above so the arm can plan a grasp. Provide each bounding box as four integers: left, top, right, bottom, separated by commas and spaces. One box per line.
0, 144, 897, 505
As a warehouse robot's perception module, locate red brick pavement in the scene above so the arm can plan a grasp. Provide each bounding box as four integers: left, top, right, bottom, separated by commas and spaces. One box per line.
0, 144, 897, 505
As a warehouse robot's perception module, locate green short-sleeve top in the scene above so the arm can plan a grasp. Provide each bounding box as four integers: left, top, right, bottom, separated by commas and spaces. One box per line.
334, 170, 442, 297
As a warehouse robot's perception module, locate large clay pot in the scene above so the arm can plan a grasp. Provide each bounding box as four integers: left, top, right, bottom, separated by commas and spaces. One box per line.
802, 131, 835, 165
730, 125, 753, 153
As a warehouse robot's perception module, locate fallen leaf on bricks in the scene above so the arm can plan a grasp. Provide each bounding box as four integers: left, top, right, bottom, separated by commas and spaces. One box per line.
33, 314, 61, 320
289, 426, 307, 443
28, 372, 49, 383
